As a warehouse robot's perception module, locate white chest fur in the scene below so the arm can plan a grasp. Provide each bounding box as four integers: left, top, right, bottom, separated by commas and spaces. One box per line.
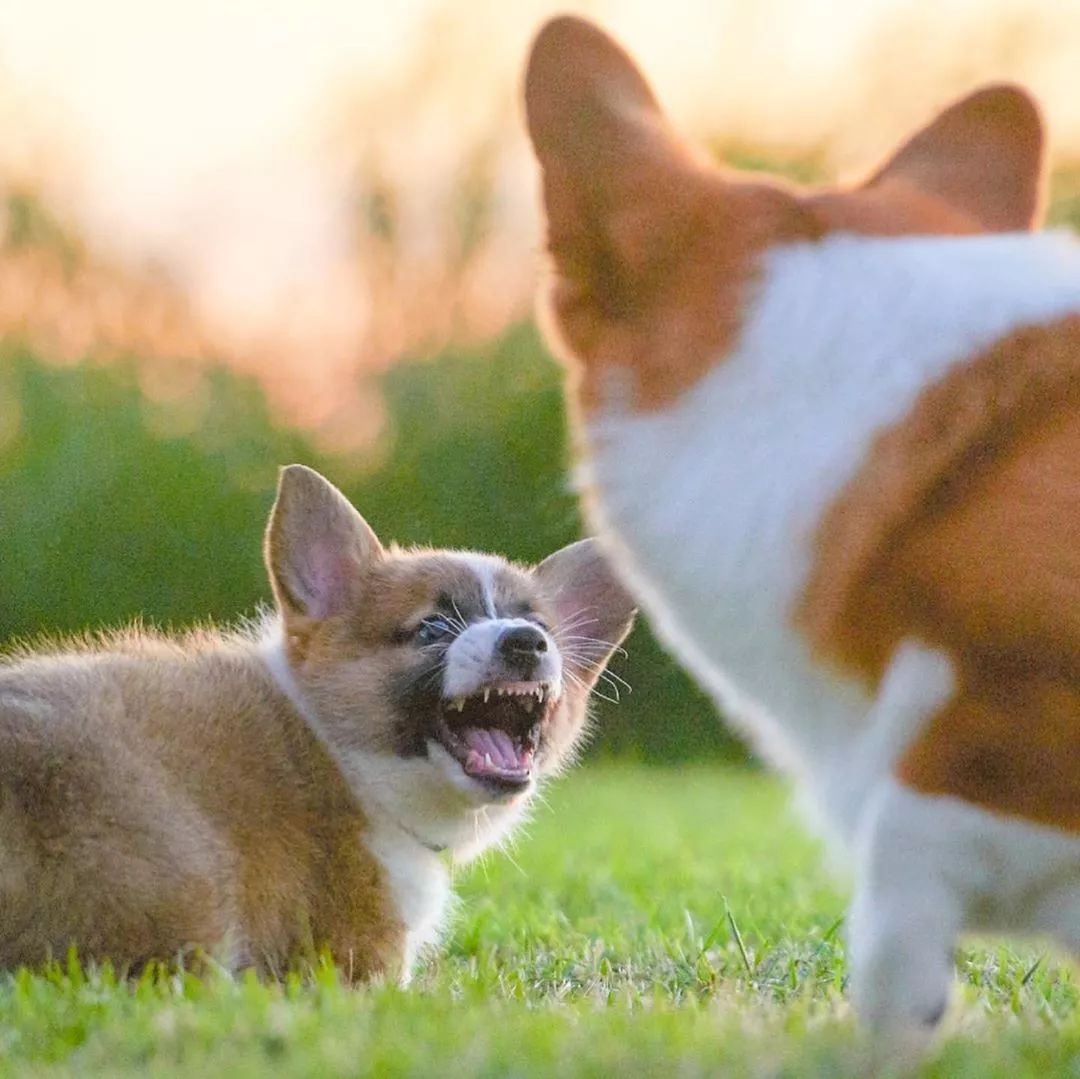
582, 230, 1080, 818
366, 821, 451, 984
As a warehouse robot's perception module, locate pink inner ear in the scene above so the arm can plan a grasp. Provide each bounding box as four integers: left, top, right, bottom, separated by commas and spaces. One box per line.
546, 572, 631, 650
550, 587, 597, 631
295, 538, 353, 620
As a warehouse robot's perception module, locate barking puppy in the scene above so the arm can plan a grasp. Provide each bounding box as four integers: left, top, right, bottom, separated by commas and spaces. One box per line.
0, 464, 634, 981
524, 15, 1080, 1054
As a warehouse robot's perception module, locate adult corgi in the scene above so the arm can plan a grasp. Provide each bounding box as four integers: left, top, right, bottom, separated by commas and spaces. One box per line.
525, 14, 1080, 1051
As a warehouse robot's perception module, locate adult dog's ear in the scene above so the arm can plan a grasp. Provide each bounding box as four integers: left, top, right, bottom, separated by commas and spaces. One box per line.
534, 537, 637, 693
265, 465, 383, 628
524, 16, 701, 337
524, 16, 817, 411
862, 83, 1047, 231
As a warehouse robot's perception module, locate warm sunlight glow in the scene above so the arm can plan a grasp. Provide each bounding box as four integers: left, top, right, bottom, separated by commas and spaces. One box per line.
2, 0, 1080, 444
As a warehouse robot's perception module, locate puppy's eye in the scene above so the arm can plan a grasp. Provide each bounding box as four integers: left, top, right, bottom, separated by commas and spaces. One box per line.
414, 616, 454, 645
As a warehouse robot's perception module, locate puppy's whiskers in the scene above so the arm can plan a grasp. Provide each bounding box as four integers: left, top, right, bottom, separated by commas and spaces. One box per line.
554, 610, 601, 636
558, 654, 629, 706
449, 599, 470, 636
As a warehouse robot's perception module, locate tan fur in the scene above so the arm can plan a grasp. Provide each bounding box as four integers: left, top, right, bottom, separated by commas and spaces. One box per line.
0, 465, 634, 974
0, 629, 399, 976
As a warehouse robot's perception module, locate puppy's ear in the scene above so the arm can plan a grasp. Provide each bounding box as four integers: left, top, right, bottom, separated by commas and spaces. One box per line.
265, 464, 383, 624
865, 83, 1046, 231
534, 538, 637, 689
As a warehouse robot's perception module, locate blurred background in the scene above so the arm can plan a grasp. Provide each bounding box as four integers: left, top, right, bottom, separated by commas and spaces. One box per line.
2, 0, 1080, 761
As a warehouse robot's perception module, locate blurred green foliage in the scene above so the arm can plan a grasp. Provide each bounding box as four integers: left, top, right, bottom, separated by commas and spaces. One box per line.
5, 170, 1080, 766
0, 327, 740, 762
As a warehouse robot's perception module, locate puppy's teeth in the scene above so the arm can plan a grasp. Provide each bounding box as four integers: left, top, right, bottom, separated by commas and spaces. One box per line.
451, 697, 465, 712
522, 698, 534, 714
484, 752, 493, 768
483, 688, 490, 704
537, 687, 545, 703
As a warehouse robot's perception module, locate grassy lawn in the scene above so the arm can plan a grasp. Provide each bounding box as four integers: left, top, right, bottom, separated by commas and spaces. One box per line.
2, 765, 1079, 1077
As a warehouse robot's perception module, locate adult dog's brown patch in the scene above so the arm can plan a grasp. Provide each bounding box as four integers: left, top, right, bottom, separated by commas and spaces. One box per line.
797, 315, 1080, 826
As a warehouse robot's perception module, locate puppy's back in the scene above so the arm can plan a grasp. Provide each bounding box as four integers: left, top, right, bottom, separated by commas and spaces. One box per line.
0, 646, 234, 966
0, 632, 389, 972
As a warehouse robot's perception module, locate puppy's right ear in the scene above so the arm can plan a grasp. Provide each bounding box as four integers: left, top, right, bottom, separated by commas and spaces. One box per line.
265, 464, 383, 625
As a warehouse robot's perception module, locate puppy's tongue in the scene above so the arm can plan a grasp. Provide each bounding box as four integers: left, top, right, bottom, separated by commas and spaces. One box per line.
461, 727, 532, 778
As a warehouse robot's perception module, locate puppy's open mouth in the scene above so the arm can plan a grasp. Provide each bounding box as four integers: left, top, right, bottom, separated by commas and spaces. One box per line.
435, 681, 554, 793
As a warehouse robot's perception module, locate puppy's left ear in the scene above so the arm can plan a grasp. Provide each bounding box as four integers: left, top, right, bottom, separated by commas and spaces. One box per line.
534, 538, 637, 687
265, 464, 384, 628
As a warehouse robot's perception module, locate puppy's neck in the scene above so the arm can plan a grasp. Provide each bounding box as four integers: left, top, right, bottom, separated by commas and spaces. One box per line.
257, 619, 524, 859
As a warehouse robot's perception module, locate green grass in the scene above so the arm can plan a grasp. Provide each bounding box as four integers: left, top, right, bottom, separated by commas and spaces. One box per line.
2, 766, 1080, 1076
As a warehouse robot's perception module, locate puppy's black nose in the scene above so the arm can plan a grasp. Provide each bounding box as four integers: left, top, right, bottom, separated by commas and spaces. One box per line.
498, 624, 548, 675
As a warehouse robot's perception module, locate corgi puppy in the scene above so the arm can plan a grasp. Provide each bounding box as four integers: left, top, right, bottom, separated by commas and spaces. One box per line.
525, 15, 1080, 1051
0, 464, 634, 981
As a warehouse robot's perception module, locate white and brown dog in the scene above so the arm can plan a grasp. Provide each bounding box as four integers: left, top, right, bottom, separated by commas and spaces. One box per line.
0, 464, 634, 981
525, 15, 1080, 1051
